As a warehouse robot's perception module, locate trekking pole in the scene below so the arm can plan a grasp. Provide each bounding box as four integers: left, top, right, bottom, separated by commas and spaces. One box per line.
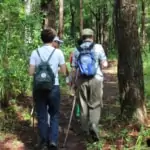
63, 69, 79, 148
63, 95, 76, 148
30, 104, 35, 131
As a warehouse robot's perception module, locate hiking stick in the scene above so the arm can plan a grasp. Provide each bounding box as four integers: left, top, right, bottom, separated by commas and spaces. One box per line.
63, 95, 76, 148
62, 68, 79, 148
30, 105, 35, 131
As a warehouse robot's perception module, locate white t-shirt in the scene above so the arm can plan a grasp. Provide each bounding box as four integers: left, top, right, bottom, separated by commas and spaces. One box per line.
30, 45, 65, 85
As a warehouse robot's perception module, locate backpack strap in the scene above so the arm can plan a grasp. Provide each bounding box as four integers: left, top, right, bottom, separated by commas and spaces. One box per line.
77, 46, 83, 52
88, 42, 95, 50
77, 42, 95, 52
36, 48, 56, 63
37, 49, 44, 62
46, 48, 56, 63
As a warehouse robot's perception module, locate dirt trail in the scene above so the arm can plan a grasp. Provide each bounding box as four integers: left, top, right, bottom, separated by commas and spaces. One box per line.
0, 61, 118, 150
58, 61, 118, 150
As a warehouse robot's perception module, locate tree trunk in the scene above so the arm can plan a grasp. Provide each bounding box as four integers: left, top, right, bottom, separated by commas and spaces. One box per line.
96, 17, 99, 43
88, 5, 98, 42
25, 0, 31, 15
98, 8, 102, 43
24, 0, 32, 43
114, 0, 147, 123
58, 0, 64, 38
102, 4, 109, 55
141, 0, 146, 45
95, 7, 101, 43
41, 0, 56, 29
70, 1, 75, 38
79, 0, 83, 36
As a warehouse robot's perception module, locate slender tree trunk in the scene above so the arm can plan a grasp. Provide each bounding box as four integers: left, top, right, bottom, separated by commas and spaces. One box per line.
25, 0, 31, 15
95, 7, 101, 43
141, 0, 146, 45
98, 8, 102, 43
96, 16, 99, 43
41, 0, 56, 29
70, 1, 75, 38
58, 0, 64, 38
25, 0, 32, 43
80, 0, 83, 35
102, 4, 109, 55
114, 0, 147, 124
88, 5, 97, 42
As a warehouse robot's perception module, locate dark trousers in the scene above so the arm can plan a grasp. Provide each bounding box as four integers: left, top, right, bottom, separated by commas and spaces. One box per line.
33, 86, 60, 145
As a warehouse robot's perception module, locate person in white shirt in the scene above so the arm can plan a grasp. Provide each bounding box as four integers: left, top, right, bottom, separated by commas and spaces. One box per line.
52, 36, 63, 49
29, 28, 66, 150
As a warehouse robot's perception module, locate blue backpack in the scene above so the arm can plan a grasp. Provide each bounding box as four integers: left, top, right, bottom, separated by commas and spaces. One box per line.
77, 42, 96, 77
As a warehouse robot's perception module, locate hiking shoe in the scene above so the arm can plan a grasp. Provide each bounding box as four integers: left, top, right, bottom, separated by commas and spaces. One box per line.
48, 142, 58, 150
89, 123, 100, 141
35, 140, 48, 150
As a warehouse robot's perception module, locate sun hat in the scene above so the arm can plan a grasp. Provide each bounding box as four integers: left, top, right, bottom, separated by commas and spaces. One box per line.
82, 28, 94, 36
53, 36, 63, 44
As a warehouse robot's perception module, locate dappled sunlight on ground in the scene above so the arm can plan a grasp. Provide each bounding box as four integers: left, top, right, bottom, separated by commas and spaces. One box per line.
0, 60, 150, 149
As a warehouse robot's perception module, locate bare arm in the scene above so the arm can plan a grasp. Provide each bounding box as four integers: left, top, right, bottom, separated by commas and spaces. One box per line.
59, 63, 67, 76
29, 64, 35, 76
29, 51, 36, 76
101, 60, 108, 69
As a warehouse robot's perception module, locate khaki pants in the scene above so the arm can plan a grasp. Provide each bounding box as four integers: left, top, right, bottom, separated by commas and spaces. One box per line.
76, 77, 103, 132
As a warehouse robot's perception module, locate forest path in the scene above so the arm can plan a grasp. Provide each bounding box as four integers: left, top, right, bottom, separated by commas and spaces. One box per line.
58, 60, 118, 150
0, 61, 118, 150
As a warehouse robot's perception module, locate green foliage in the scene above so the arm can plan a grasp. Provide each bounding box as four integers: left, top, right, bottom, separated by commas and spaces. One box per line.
0, 0, 150, 149
0, 101, 31, 133
143, 50, 150, 100
0, 0, 42, 104
87, 141, 103, 150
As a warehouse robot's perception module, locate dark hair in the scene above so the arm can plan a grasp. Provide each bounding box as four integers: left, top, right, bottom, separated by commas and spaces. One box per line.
77, 38, 83, 46
82, 35, 93, 41
41, 28, 56, 43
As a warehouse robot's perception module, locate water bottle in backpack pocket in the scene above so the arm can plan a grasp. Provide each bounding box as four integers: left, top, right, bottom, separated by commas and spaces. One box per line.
33, 49, 55, 91
77, 43, 97, 77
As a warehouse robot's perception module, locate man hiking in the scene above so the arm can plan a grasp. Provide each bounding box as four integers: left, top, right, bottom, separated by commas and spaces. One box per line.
71, 28, 108, 141
29, 28, 67, 150
52, 36, 63, 49
52, 36, 70, 83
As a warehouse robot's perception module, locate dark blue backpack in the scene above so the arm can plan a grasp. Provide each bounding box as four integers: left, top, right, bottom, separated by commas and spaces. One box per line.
33, 49, 55, 91
77, 42, 96, 77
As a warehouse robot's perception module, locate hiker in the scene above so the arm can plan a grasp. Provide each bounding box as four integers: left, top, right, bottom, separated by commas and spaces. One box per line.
68, 38, 83, 117
29, 28, 67, 150
71, 28, 108, 141
69, 38, 83, 68
52, 36, 63, 49
52, 36, 70, 80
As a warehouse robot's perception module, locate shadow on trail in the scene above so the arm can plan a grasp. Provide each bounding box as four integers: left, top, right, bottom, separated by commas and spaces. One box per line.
0, 61, 119, 150
58, 94, 86, 150
0, 99, 37, 150
0, 94, 86, 150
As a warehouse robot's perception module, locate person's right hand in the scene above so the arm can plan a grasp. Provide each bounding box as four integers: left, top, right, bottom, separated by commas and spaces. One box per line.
65, 76, 70, 85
